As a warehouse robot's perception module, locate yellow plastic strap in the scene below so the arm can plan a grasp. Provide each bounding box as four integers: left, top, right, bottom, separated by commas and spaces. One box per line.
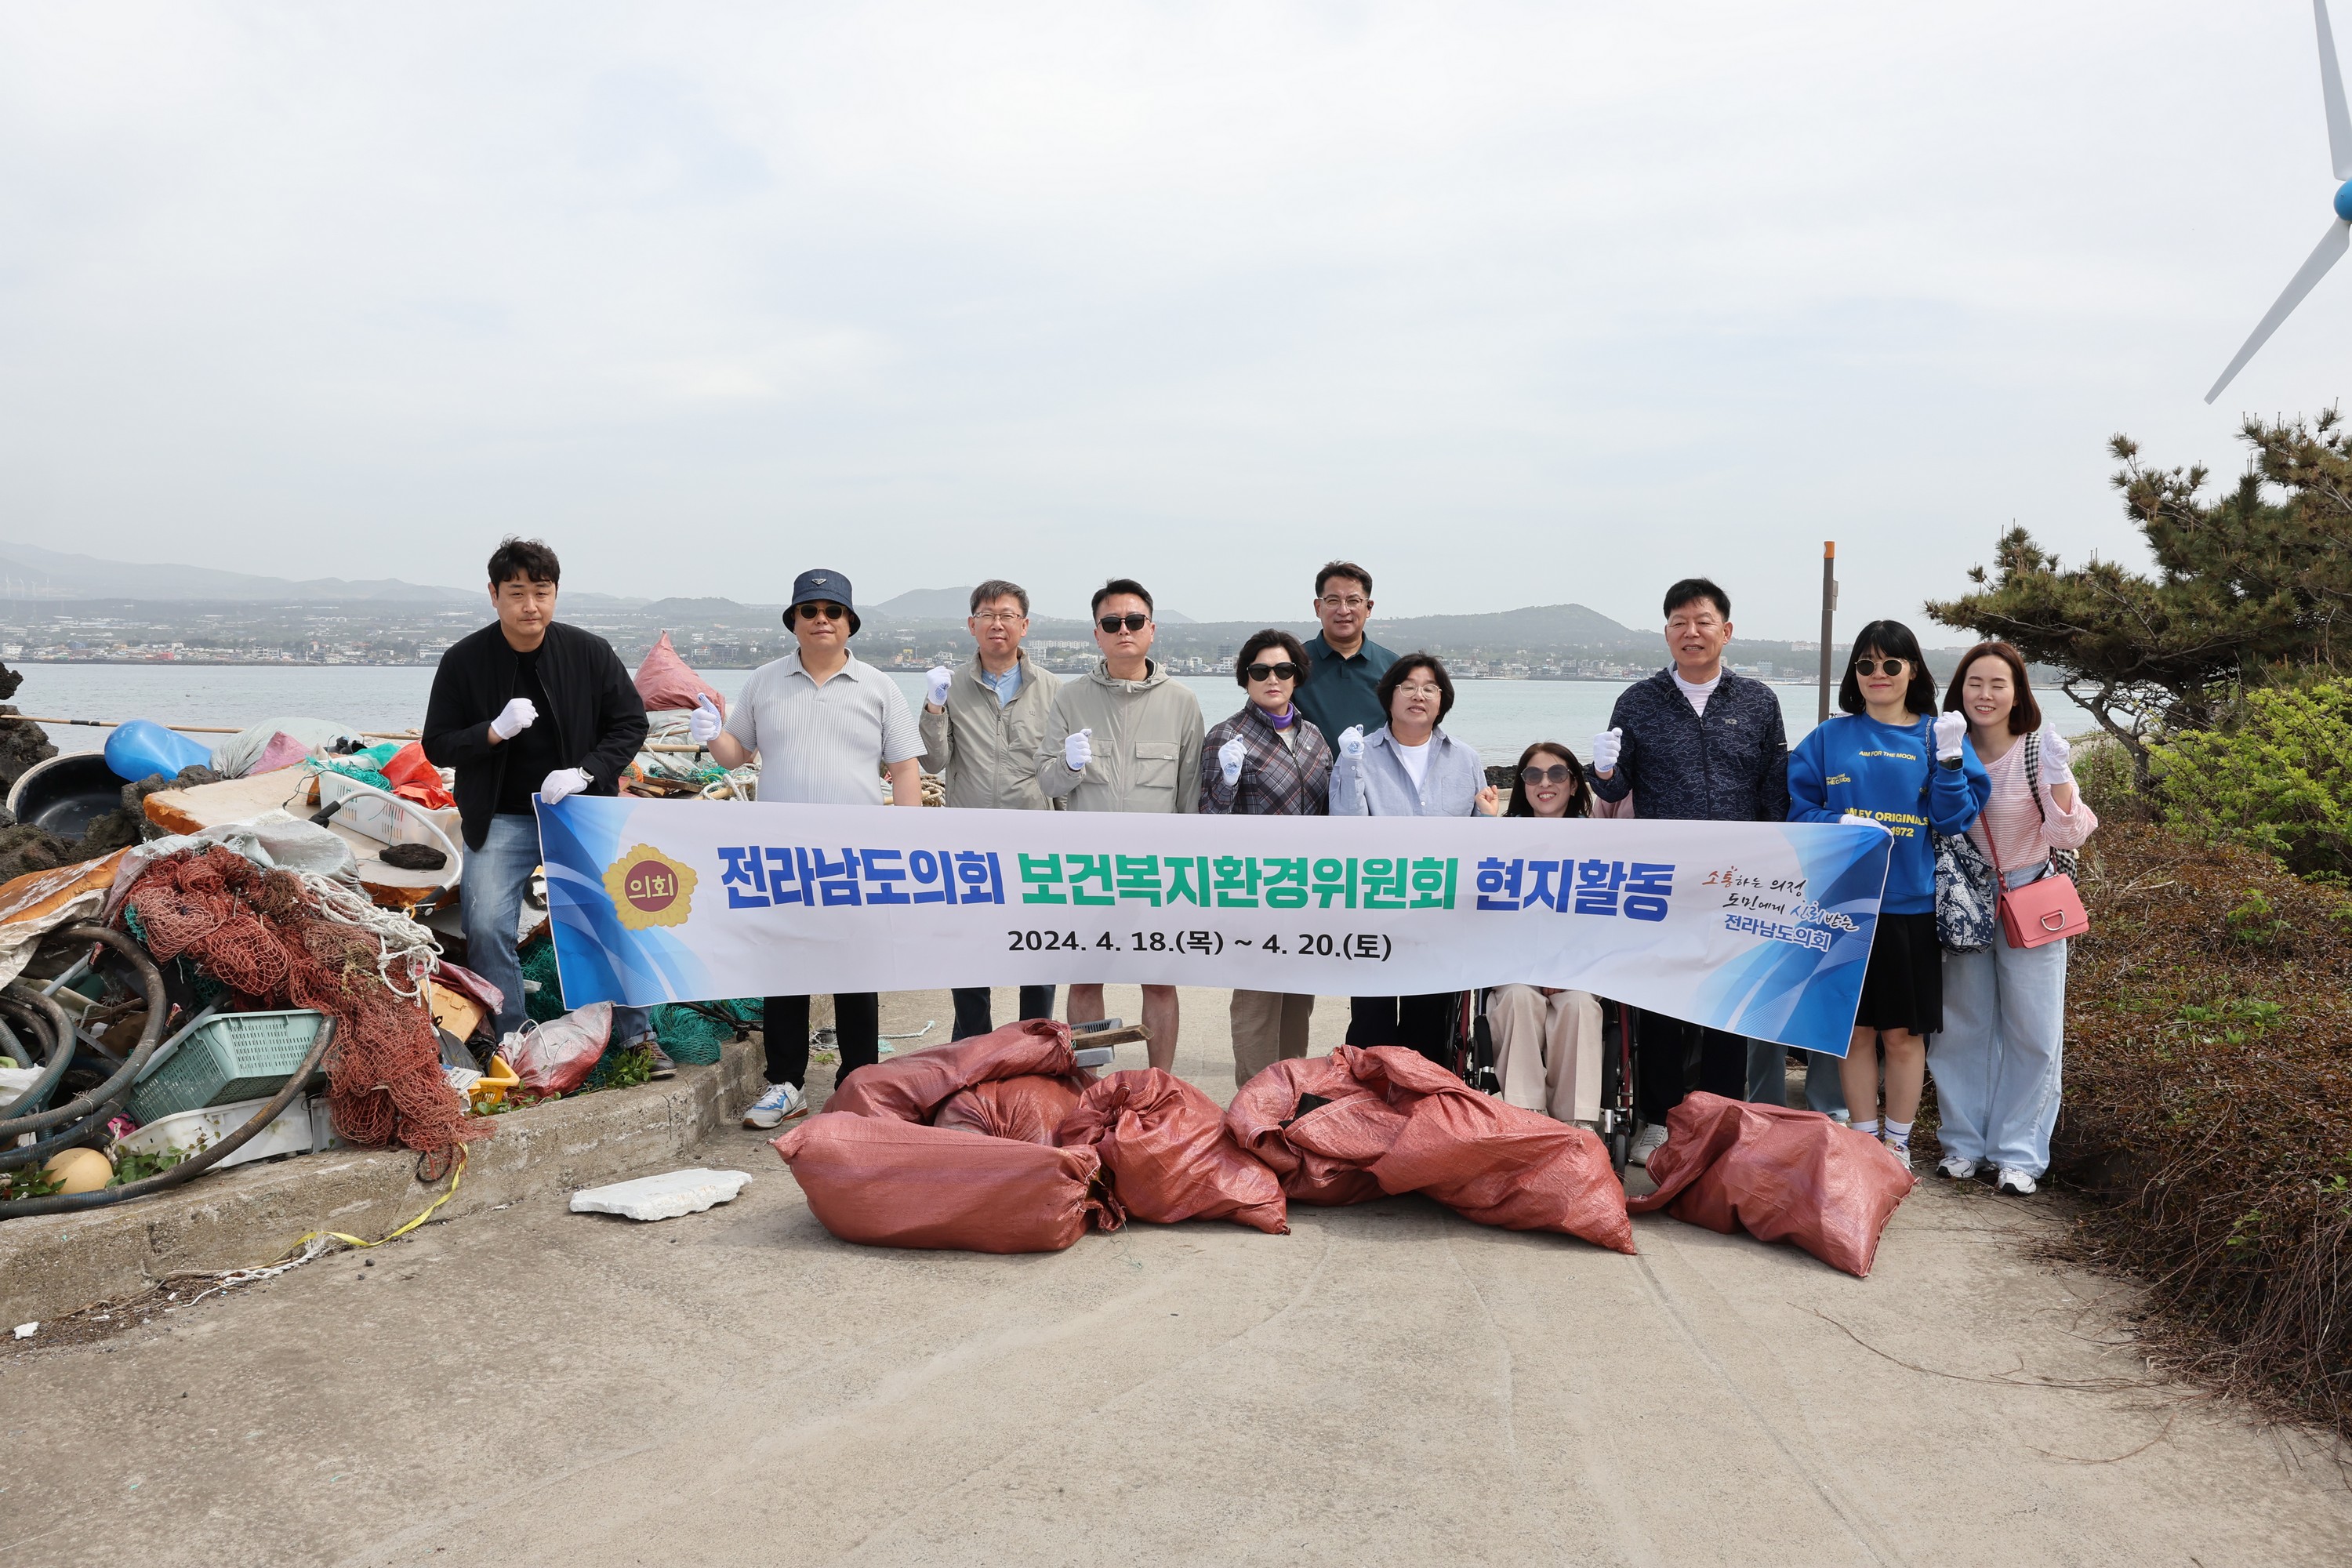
286, 1145, 466, 1257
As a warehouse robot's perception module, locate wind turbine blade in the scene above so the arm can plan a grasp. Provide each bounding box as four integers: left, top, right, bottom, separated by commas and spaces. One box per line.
2320, 0, 2352, 179
2207, 219, 2351, 404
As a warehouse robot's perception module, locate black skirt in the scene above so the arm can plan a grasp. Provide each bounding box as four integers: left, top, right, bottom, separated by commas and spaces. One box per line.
1856, 910, 1943, 1035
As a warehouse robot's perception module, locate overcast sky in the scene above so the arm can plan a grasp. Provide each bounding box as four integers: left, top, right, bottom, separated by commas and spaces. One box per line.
1, 2, 2344, 634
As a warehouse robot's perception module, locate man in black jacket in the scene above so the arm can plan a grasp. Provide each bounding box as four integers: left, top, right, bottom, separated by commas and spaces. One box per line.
1587, 576, 1837, 1161
423, 538, 659, 1069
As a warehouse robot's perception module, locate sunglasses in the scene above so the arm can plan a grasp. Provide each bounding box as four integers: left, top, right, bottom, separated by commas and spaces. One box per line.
1852, 657, 1907, 677
1245, 662, 1301, 682
1520, 764, 1574, 786
1098, 612, 1150, 633
797, 602, 848, 622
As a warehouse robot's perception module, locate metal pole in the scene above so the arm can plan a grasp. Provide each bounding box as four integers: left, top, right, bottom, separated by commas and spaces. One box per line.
1817, 542, 1837, 724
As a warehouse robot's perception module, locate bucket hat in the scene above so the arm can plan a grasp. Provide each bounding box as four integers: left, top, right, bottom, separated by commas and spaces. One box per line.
785, 568, 860, 636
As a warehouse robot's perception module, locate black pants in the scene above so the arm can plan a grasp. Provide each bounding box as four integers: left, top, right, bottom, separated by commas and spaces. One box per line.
764, 993, 878, 1088
1346, 994, 1454, 1069
950, 985, 1058, 1040
1633, 1010, 1748, 1127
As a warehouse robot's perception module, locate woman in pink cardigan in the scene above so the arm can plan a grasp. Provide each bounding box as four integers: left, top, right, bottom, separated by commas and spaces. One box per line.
1927, 643, 2098, 1196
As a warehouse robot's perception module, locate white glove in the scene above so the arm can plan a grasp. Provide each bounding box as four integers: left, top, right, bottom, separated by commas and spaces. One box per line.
1218, 735, 1247, 785
925, 666, 953, 708
688, 694, 724, 746
538, 767, 590, 805
1933, 711, 1967, 761
1064, 728, 1092, 773
1590, 727, 1622, 774
490, 697, 538, 741
1841, 812, 1890, 833
1337, 725, 1366, 759
2042, 728, 2073, 777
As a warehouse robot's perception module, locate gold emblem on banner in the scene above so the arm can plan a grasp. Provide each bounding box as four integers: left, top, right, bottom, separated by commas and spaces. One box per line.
604, 845, 696, 931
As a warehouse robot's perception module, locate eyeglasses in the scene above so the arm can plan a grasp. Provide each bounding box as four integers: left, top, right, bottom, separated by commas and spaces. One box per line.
1852, 657, 1907, 677
1317, 594, 1369, 612
797, 602, 848, 622
1244, 662, 1301, 682
1394, 681, 1443, 697
971, 611, 1025, 625
1520, 764, 1574, 786
1098, 612, 1150, 633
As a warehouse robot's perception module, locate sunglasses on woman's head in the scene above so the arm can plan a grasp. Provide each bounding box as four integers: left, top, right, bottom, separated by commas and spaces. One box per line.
1245, 662, 1301, 682
1852, 656, 1907, 677
1098, 612, 1149, 633
1520, 764, 1573, 786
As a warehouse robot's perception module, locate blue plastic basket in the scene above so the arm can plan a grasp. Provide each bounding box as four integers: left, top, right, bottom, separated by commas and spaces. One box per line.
128, 1010, 327, 1124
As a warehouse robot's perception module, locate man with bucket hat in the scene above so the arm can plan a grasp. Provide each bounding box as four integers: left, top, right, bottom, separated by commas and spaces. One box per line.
694, 568, 924, 1127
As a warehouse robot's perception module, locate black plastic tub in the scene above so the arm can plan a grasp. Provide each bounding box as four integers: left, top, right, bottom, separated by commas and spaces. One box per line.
6, 753, 129, 840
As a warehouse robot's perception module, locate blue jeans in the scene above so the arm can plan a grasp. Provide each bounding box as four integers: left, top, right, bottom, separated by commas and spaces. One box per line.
1929, 870, 2068, 1174
462, 814, 649, 1047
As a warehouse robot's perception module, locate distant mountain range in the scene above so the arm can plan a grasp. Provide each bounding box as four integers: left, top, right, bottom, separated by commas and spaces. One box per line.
0, 540, 483, 604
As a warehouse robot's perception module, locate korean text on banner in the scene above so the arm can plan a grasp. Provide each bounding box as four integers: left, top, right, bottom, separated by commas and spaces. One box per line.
535, 798, 1892, 1056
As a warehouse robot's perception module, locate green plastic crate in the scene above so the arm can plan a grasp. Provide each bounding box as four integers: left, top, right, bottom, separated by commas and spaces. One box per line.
128, 1010, 327, 1124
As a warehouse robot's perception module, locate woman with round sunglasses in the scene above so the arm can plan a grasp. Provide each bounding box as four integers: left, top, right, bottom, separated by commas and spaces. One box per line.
1786, 619, 1990, 1164
1200, 630, 1333, 1086
1483, 742, 1608, 1125
1926, 641, 2096, 1196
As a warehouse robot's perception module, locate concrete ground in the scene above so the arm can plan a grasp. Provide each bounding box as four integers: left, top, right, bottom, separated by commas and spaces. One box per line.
2, 985, 2347, 1567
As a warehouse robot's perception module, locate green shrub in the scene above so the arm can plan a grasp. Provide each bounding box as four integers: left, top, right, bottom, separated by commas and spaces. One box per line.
2069, 731, 2142, 819
2149, 681, 2352, 880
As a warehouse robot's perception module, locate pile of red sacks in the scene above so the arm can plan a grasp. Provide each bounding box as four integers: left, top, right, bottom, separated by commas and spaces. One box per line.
770, 1024, 1638, 1255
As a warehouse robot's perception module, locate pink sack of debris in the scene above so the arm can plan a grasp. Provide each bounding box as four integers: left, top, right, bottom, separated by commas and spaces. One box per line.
1627, 1092, 1915, 1278
248, 731, 311, 776
1056, 1069, 1288, 1233
826, 1018, 1084, 1123
633, 631, 725, 717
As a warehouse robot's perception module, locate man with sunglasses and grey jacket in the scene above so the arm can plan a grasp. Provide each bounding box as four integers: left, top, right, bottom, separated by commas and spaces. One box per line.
1037, 578, 1203, 1069
920, 578, 1063, 1040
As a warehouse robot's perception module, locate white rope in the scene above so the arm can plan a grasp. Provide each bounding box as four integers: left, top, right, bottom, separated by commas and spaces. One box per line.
286, 867, 441, 1001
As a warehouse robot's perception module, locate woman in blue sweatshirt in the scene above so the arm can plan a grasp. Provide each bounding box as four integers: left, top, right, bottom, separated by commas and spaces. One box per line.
1788, 620, 1991, 1163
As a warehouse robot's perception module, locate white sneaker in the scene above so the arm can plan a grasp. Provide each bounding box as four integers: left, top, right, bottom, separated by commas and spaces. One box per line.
1630, 1123, 1669, 1167
1994, 1167, 2039, 1196
742, 1082, 808, 1129
1880, 1133, 1913, 1167
1938, 1154, 1979, 1181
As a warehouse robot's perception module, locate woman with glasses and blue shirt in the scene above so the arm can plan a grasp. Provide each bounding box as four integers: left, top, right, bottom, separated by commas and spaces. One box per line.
1787, 620, 1991, 1165
1201, 629, 1334, 1086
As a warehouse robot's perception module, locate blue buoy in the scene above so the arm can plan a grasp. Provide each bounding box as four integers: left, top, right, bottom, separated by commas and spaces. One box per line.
2334, 180, 2352, 221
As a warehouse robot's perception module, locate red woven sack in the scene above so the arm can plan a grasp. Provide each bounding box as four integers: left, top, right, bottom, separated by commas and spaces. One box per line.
1628, 1092, 1915, 1277
1319, 1047, 1635, 1253
932, 1074, 1083, 1144
825, 1018, 1080, 1123
1224, 1054, 1392, 1205
1057, 1069, 1288, 1233
634, 631, 727, 717
773, 1113, 1118, 1253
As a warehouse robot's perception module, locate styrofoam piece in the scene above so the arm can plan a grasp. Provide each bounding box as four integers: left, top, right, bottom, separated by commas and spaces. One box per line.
568, 1167, 753, 1221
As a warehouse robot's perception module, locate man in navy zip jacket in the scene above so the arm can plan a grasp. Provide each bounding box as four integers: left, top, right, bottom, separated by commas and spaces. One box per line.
1588, 577, 1825, 1163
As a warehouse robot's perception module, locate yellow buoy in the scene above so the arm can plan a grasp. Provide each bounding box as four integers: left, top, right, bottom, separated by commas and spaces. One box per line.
42, 1147, 112, 1195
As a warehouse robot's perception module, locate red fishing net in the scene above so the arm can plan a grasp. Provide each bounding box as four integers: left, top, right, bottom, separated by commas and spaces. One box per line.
122, 846, 488, 1163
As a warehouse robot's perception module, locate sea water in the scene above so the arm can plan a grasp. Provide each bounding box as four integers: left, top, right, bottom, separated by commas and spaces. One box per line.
11, 662, 2093, 765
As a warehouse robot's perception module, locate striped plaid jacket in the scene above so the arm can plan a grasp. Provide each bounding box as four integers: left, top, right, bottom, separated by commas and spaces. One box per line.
1198, 703, 1333, 816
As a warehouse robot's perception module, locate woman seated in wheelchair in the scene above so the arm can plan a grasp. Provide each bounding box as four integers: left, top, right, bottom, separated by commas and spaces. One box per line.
1488, 741, 1606, 1130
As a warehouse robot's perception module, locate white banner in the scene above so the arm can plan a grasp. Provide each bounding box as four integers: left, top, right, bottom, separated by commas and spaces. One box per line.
535, 797, 1892, 1055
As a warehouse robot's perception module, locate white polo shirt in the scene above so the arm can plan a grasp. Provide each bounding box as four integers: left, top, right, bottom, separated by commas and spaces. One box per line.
723, 651, 922, 805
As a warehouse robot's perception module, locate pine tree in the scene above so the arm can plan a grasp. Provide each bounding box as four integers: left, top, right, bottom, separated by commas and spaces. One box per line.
1928, 416, 2352, 782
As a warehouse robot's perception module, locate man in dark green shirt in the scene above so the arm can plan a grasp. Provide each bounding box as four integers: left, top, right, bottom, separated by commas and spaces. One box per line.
1293, 560, 1397, 745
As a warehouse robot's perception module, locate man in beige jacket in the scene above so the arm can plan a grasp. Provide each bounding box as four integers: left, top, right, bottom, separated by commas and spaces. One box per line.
920, 578, 1063, 1039
1038, 578, 1204, 1068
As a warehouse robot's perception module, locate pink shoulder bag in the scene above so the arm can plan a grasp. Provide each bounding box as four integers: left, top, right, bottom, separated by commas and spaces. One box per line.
1984, 796, 2088, 949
